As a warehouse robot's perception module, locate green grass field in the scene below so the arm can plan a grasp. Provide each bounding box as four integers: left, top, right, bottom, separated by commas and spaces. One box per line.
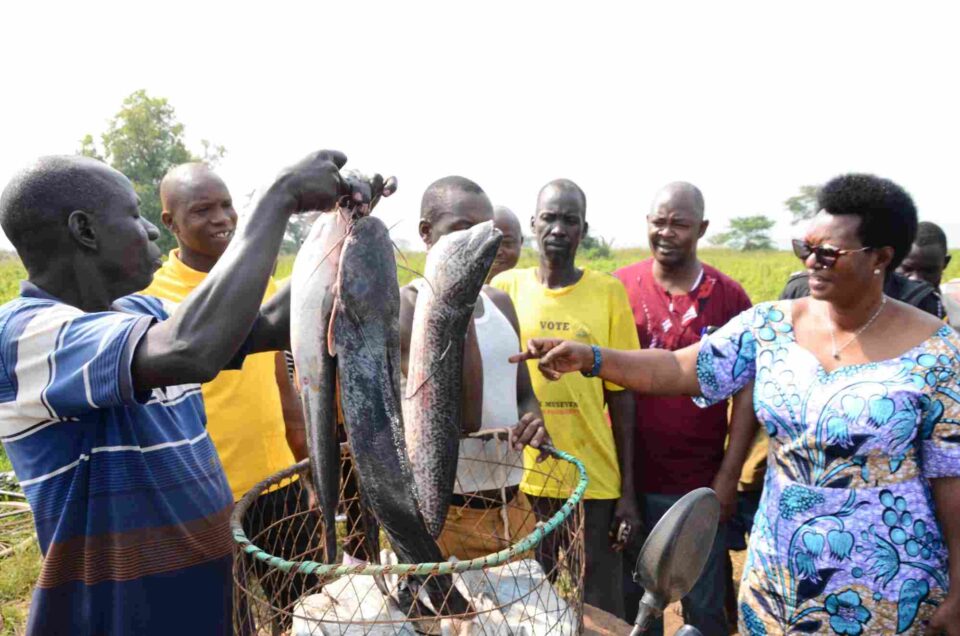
275, 246, 960, 303
1, 247, 959, 633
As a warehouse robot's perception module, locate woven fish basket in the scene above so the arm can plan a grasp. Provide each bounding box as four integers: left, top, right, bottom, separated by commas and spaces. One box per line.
232, 434, 588, 635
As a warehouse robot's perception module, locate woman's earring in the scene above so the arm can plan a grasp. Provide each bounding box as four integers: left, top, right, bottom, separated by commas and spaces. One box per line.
874, 269, 882, 276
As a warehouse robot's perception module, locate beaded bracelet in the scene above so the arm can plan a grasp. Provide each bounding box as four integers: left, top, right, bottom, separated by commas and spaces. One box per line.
581, 344, 602, 377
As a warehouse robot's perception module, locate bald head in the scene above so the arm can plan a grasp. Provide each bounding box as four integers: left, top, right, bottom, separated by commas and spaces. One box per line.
647, 181, 708, 268
489, 205, 523, 279
651, 182, 705, 221
0, 155, 133, 269
160, 163, 226, 213
532, 179, 589, 267
537, 179, 586, 219
160, 163, 237, 266
418, 176, 493, 248
420, 176, 487, 223
493, 206, 521, 237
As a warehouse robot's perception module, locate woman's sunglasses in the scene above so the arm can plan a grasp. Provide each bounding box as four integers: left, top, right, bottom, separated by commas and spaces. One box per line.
792, 239, 873, 269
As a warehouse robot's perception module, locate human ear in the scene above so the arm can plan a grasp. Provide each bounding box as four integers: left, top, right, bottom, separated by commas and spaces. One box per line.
418, 219, 433, 247
945, 254, 952, 269
874, 246, 895, 274
67, 210, 98, 251
161, 209, 176, 233
698, 219, 710, 239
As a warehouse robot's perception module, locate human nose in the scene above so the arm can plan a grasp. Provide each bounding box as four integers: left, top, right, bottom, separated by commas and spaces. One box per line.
209, 205, 235, 227
658, 222, 677, 238
142, 218, 160, 242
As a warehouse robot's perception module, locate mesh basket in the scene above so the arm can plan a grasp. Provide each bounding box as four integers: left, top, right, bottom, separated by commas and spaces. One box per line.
232, 434, 587, 635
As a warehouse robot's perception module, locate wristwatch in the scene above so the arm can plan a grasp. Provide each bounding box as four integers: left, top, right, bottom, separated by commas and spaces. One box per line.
581, 344, 602, 377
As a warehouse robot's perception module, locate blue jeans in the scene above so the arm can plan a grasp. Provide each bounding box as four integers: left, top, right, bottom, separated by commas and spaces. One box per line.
623, 492, 728, 636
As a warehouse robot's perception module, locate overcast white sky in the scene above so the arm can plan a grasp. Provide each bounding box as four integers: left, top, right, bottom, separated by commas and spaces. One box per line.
2, 1, 958, 251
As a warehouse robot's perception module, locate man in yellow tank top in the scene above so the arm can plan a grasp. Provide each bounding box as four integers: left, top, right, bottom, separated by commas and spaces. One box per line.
142, 163, 314, 628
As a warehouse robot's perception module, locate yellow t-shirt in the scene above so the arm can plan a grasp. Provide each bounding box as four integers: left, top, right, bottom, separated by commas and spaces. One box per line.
142, 250, 296, 501
492, 268, 640, 499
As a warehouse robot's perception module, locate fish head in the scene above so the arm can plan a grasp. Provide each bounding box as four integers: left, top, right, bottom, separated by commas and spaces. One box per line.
425, 220, 503, 307
336, 215, 400, 322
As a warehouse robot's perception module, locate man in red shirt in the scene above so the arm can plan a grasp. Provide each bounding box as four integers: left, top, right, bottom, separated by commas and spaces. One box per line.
614, 182, 756, 634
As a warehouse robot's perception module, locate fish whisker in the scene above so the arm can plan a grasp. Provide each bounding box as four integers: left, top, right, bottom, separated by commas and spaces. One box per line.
307, 231, 350, 282
391, 239, 411, 267
404, 340, 453, 399
396, 264, 437, 296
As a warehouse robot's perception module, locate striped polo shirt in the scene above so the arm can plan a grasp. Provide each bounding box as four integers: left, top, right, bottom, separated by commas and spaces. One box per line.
0, 282, 234, 635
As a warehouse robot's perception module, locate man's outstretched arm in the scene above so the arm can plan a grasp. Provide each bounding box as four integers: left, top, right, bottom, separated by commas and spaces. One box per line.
132, 150, 347, 392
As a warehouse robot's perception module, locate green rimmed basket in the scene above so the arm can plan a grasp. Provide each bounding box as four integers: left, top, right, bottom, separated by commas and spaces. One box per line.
232, 439, 588, 635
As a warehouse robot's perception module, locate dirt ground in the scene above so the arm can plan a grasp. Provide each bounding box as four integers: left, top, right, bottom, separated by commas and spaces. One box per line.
584, 548, 747, 635
662, 549, 746, 635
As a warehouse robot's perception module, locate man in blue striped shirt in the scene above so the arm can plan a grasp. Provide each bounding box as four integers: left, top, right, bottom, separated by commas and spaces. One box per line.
0, 151, 352, 635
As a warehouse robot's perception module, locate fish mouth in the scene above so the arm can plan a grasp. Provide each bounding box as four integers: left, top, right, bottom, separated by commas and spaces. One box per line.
468, 222, 503, 271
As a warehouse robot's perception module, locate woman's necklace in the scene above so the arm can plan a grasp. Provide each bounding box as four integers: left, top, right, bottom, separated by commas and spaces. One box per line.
824, 295, 888, 360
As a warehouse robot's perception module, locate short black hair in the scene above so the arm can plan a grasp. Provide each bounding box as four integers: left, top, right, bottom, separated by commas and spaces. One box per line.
538, 179, 587, 217
420, 176, 485, 224
915, 221, 948, 253
0, 156, 123, 268
818, 173, 917, 271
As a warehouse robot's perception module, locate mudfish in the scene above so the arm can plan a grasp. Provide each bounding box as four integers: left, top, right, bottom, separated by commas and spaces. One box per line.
403, 220, 502, 537
290, 210, 350, 564
333, 215, 471, 615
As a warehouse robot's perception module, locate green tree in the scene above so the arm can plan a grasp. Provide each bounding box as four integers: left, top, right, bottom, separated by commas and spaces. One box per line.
580, 234, 614, 259
282, 212, 322, 253
79, 90, 226, 253
784, 185, 820, 225
709, 215, 776, 251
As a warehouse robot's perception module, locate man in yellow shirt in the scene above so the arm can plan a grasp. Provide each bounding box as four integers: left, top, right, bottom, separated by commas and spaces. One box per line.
492, 179, 640, 618
142, 163, 312, 627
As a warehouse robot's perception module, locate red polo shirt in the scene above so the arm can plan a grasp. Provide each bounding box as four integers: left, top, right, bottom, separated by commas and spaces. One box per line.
614, 259, 752, 494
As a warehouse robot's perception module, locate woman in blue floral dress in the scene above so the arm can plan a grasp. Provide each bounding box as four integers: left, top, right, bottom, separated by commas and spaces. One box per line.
512, 174, 960, 635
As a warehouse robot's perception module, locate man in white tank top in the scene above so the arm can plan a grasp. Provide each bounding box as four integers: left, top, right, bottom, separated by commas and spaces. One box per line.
400, 176, 549, 560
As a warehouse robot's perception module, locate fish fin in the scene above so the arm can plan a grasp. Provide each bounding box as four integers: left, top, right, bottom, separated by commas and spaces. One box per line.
327, 299, 338, 356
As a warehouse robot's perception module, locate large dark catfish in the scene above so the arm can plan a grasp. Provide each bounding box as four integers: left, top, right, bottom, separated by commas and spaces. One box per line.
332, 215, 471, 615
290, 210, 350, 563
403, 221, 502, 537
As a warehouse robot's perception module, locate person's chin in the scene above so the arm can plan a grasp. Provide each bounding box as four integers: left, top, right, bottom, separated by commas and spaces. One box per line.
543, 249, 574, 266
543, 241, 572, 255
653, 252, 683, 267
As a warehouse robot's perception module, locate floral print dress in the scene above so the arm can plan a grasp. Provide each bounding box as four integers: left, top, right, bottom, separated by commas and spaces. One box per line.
696, 301, 960, 635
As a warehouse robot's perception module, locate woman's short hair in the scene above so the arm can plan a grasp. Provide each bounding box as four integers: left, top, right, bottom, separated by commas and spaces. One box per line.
818, 173, 918, 271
